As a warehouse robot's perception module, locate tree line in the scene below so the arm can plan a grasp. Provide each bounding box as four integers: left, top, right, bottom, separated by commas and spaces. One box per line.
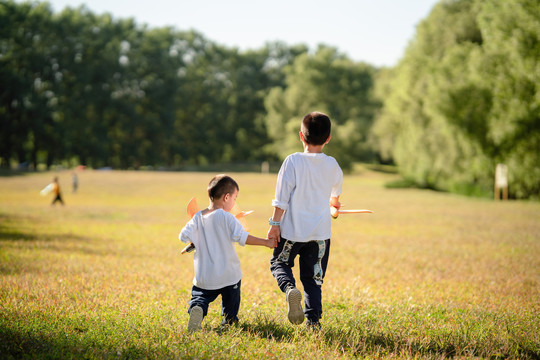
371, 0, 539, 199
0, 1, 308, 169
1, 0, 538, 199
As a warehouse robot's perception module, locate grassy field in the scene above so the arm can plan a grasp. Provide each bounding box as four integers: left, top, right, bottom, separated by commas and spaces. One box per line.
0, 168, 538, 359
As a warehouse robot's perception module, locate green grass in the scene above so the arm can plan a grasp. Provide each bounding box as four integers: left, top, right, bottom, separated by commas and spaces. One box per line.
0, 169, 539, 359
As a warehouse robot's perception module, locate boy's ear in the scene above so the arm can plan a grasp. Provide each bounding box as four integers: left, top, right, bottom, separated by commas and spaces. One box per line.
325, 135, 332, 144
299, 131, 305, 143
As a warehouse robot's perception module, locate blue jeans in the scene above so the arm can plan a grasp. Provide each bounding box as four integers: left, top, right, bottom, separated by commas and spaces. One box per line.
188, 280, 241, 324
270, 238, 330, 322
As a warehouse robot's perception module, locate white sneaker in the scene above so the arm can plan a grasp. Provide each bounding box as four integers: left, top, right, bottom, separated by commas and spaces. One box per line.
286, 287, 304, 325
187, 306, 203, 332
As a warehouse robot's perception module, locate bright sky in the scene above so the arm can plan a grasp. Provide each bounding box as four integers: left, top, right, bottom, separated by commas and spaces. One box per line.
33, 0, 439, 67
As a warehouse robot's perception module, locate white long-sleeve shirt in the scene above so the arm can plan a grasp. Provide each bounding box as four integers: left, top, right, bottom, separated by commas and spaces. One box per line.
179, 209, 248, 290
272, 152, 343, 242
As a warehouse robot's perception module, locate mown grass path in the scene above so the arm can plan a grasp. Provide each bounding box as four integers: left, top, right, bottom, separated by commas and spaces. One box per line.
1, 169, 539, 359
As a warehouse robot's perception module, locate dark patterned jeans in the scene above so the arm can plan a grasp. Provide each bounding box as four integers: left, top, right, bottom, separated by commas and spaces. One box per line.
270, 238, 330, 322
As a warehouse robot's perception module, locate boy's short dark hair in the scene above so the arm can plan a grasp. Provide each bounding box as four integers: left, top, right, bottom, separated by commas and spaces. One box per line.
301, 112, 331, 145
207, 174, 239, 201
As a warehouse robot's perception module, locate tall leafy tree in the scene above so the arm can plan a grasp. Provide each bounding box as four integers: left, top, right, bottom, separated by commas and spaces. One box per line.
1, 1, 302, 169
0, 1, 59, 167
371, 0, 539, 198
476, 0, 540, 198
264, 45, 379, 170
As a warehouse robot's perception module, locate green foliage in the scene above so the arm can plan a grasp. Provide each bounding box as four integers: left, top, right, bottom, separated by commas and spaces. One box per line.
371, 0, 540, 199
263, 46, 380, 170
0, 1, 306, 169
3, 0, 539, 199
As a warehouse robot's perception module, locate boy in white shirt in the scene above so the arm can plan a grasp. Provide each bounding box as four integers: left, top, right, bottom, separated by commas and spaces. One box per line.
179, 174, 276, 332
267, 112, 343, 329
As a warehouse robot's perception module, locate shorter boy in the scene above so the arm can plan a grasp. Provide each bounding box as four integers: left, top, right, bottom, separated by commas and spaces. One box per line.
179, 174, 276, 332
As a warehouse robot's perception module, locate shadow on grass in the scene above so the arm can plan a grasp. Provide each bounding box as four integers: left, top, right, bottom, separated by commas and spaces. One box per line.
0, 213, 38, 241
238, 318, 434, 356
0, 213, 112, 275
235, 317, 538, 359
0, 327, 78, 360
237, 316, 295, 341
2, 311, 537, 359
0, 228, 40, 242
322, 322, 538, 359
0, 213, 94, 245
320, 325, 460, 358
0, 326, 147, 360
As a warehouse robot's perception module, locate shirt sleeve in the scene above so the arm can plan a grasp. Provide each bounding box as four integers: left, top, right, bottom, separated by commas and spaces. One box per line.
331, 164, 344, 198
225, 211, 249, 246
272, 155, 295, 211
179, 217, 195, 243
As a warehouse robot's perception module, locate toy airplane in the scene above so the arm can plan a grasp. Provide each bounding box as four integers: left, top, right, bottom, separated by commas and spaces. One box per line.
330, 206, 373, 219
40, 183, 53, 196
181, 197, 253, 254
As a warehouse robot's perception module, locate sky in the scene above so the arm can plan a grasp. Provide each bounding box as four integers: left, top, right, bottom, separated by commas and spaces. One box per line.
29, 0, 439, 67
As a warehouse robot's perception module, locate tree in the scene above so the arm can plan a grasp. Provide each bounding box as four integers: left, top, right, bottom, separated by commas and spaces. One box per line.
371, 0, 539, 198
476, 0, 540, 198
264, 46, 379, 170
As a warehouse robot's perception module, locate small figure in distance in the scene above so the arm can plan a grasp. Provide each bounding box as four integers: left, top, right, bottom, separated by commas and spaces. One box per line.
51, 176, 64, 206
72, 171, 78, 193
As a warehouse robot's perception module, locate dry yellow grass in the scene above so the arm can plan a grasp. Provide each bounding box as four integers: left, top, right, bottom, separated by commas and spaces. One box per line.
0, 168, 538, 358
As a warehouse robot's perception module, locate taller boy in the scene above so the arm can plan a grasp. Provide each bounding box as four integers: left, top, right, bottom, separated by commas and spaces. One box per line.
267, 111, 343, 328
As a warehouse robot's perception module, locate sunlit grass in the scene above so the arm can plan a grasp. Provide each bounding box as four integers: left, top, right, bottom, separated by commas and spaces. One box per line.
1, 169, 539, 359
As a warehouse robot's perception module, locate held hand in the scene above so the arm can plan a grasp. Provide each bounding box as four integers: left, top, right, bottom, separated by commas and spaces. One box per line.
265, 238, 278, 248
267, 226, 280, 243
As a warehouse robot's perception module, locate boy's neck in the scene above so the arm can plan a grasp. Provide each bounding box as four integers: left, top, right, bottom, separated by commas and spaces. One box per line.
205, 200, 224, 213
299, 132, 330, 154
303, 143, 325, 154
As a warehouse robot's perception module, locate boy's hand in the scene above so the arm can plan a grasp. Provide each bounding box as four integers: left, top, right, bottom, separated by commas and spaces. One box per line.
265, 238, 278, 248
268, 207, 284, 242
267, 226, 280, 244
330, 197, 341, 210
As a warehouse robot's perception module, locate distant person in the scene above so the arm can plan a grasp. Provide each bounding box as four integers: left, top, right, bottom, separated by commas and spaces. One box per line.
72, 172, 78, 193
267, 111, 343, 329
51, 176, 64, 206
179, 174, 276, 332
